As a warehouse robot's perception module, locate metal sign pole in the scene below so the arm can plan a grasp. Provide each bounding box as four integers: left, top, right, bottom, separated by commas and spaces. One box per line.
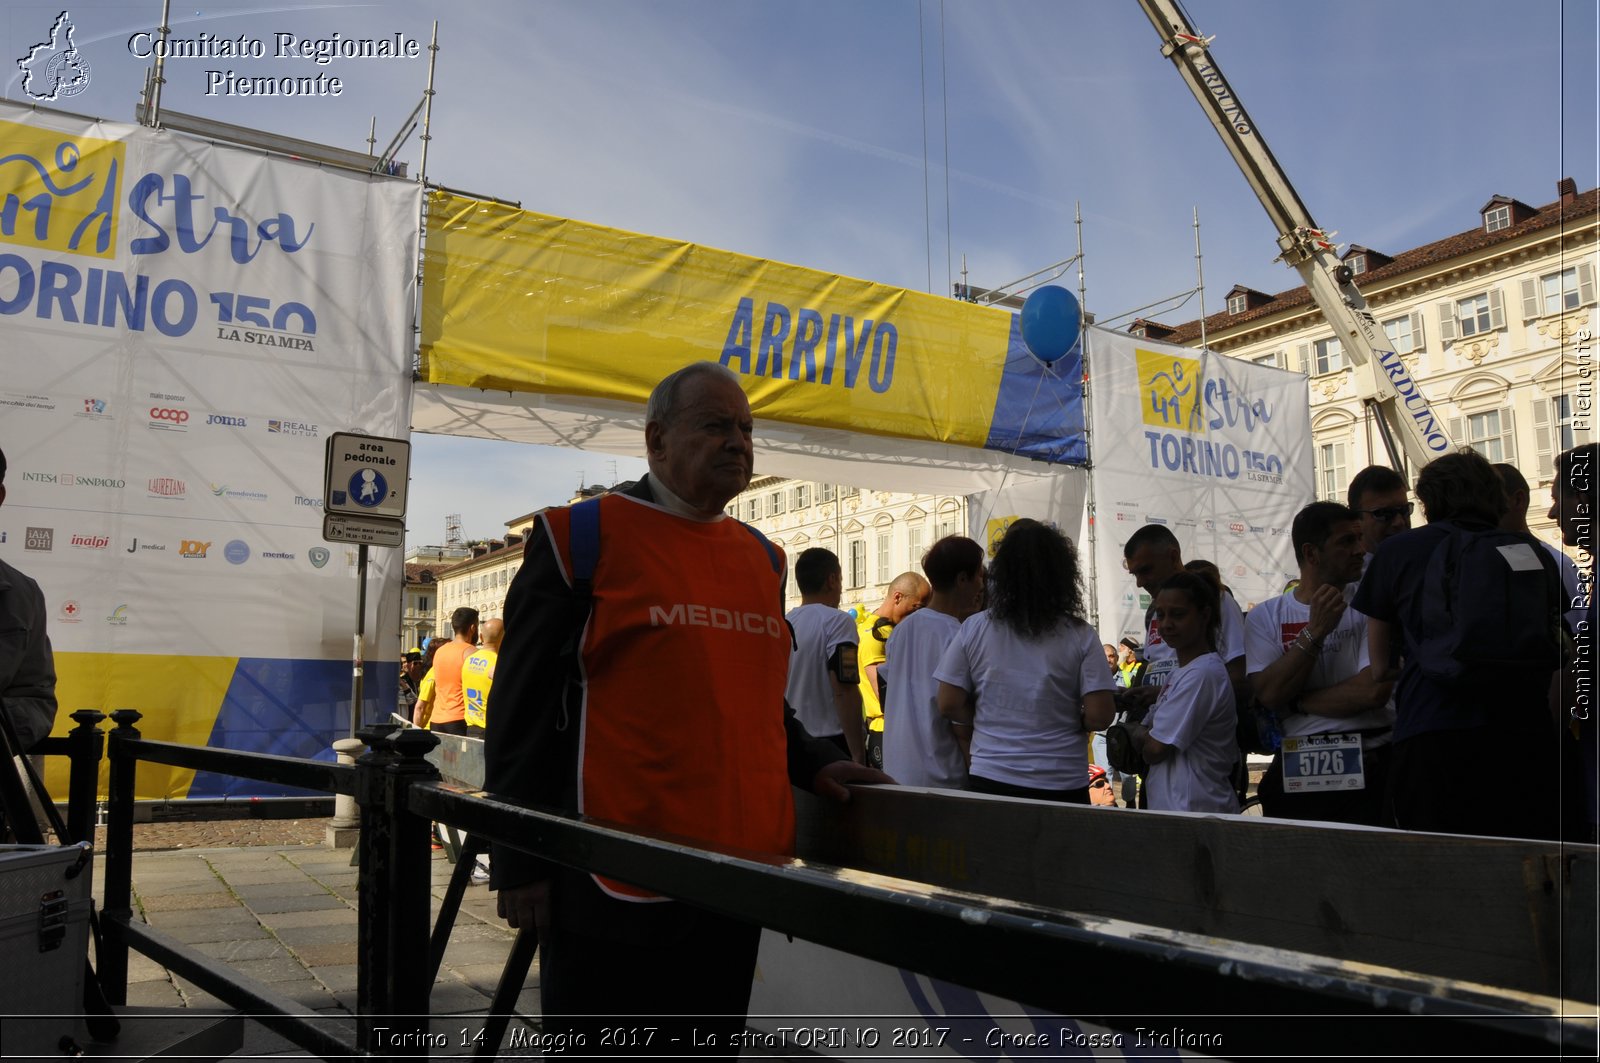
351, 543, 369, 737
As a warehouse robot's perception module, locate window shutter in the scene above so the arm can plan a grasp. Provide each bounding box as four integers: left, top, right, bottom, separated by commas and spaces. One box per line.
1533, 398, 1554, 480
1437, 302, 1458, 343
1488, 288, 1505, 330
1448, 416, 1464, 450
1500, 405, 1517, 465
1520, 278, 1539, 320
1409, 310, 1426, 350
1294, 343, 1309, 375
1579, 261, 1597, 306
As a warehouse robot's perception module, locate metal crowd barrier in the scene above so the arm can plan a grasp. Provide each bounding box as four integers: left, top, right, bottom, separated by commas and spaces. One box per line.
24, 711, 1595, 1058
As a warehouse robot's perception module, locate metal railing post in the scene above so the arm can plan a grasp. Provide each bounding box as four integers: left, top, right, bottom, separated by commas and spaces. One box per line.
355, 725, 439, 1053
102, 708, 142, 1005
65, 709, 106, 846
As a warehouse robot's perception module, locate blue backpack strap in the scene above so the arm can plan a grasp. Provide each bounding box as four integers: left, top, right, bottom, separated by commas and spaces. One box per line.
569, 497, 602, 591
737, 520, 782, 573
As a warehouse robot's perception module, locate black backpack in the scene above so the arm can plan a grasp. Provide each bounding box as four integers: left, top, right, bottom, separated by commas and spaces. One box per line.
1415, 522, 1564, 686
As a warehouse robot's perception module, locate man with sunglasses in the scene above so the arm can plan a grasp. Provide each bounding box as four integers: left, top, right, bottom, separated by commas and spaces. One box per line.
1347, 465, 1412, 575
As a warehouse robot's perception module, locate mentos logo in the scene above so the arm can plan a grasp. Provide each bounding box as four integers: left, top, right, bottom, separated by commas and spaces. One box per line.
148, 406, 189, 429
0, 120, 124, 258
179, 539, 210, 558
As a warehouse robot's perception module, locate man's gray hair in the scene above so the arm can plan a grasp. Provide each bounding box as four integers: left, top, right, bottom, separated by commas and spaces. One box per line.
645, 362, 743, 427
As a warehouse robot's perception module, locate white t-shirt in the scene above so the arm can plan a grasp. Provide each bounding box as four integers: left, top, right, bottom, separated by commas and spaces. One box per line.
880, 608, 966, 789
1142, 590, 1245, 688
934, 612, 1114, 791
1144, 652, 1239, 813
784, 602, 858, 738
1243, 590, 1393, 739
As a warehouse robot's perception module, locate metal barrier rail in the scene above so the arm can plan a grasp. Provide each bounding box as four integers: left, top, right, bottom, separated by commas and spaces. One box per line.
66, 711, 1600, 1059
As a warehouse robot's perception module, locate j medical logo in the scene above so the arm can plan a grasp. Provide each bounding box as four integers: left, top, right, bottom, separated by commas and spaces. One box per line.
1137, 349, 1204, 434
25, 527, 53, 551
17, 11, 92, 102
0, 120, 122, 259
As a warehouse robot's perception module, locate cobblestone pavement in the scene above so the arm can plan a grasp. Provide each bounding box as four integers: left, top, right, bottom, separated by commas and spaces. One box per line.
86, 818, 538, 1058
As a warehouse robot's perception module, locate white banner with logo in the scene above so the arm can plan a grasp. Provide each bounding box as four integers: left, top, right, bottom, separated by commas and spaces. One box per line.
0, 101, 419, 796
1085, 328, 1312, 641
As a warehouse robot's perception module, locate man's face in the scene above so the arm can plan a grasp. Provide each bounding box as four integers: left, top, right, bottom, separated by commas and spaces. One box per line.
1354, 488, 1411, 553
1549, 479, 1592, 549
646, 373, 754, 514
1309, 519, 1365, 585
888, 582, 930, 622
403, 659, 424, 681
1104, 644, 1119, 670
1125, 542, 1181, 595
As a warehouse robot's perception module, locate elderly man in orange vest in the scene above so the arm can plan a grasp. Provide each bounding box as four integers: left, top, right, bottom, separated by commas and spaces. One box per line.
486, 362, 889, 1054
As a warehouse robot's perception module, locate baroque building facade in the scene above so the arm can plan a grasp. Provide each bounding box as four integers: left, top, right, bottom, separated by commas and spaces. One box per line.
1140, 179, 1595, 549
728, 476, 968, 614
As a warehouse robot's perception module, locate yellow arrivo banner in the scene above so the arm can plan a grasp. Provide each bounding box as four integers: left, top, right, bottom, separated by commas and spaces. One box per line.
419, 192, 1020, 449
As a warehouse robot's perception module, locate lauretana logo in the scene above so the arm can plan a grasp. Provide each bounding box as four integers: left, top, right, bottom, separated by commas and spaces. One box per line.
148, 477, 185, 497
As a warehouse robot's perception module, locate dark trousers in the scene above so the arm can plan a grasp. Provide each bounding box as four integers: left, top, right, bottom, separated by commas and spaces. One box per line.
431, 719, 468, 737
968, 773, 1091, 805
1384, 723, 1560, 840
1259, 743, 1391, 826
540, 873, 761, 1057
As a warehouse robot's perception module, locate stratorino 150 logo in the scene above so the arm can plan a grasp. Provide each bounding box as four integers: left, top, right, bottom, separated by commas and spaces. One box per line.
0, 119, 123, 258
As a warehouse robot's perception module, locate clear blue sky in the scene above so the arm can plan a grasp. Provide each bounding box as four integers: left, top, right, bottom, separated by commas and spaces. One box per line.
8, 0, 1595, 547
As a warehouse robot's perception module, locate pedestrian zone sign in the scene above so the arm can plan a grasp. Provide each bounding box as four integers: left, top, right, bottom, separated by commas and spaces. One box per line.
325, 432, 410, 521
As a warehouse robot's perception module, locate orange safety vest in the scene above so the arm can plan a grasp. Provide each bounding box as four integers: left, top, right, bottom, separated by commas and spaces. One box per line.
543, 493, 793, 900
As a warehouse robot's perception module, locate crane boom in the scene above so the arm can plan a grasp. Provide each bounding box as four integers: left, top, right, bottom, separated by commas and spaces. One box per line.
1136, 0, 1452, 471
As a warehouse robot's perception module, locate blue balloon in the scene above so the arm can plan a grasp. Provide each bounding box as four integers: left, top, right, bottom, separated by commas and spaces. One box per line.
1020, 285, 1082, 364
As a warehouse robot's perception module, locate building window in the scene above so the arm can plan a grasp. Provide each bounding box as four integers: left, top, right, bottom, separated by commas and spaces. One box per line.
418, 596, 429, 613
768, 490, 784, 516
1485, 205, 1511, 233
907, 525, 926, 568
1457, 293, 1493, 337
1542, 268, 1580, 315
1347, 253, 1367, 275
726, 504, 737, 518
1454, 408, 1516, 464
746, 498, 761, 521
792, 484, 809, 509
819, 484, 836, 503
847, 538, 866, 588
1383, 314, 1417, 355
841, 486, 860, 498
876, 533, 891, 582
1251, 351, 1282, 369
1316, 441, 1348, 502
1535, 394, 1584, 479
1314, 337, 1346, 375
936, 512, 960, 539
1227, 293, 1247, 315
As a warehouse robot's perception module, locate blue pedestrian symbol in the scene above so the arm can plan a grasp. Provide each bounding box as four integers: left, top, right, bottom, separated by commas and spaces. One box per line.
350, 469, 388, 508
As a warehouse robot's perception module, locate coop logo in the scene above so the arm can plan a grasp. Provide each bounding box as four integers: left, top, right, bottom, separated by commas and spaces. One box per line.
70, 533, 109, 550
267, 419, 318, 437
148, 406, 190, 430
1229, 522, 1246, 535
206, 414, 247, 427
147, 477, 185, 498
105, 604, 129, 626
58, 599, 82, 623
17, 11, 92, 102
224, 539, 250, 564
179, 539, 211, 558
25, 527, 53, 551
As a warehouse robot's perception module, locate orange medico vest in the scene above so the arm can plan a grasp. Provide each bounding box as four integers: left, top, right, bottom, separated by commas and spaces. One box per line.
543, 493, 793, 900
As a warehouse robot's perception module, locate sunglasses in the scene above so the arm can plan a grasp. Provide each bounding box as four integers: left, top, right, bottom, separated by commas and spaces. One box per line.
1090, 778, 1109, 789
1358, 503, 1413, 522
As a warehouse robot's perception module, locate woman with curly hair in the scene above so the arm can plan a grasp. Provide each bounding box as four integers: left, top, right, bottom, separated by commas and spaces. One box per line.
934, 519, 1116, 803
